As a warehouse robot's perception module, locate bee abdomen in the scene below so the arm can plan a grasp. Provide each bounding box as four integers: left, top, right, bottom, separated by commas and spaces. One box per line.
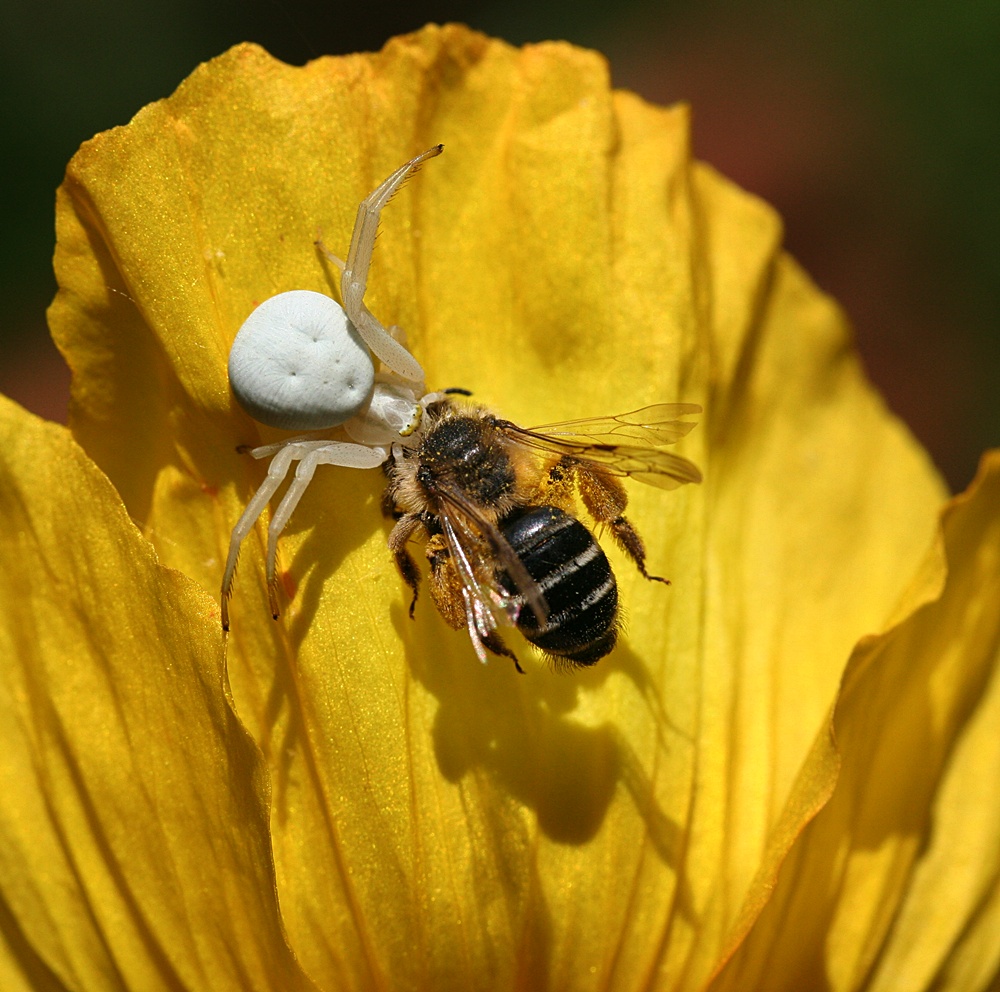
499, 506, 619, 667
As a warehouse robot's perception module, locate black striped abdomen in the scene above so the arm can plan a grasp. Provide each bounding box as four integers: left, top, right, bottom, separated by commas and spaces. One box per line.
499, 506, 619, 667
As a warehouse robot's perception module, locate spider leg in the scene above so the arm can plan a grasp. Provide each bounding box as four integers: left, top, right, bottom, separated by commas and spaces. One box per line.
221, 444, 299, 630
246, 434, 330, 460
341, 146, 442, 382
314, 235, 346, 271
264, 441, 389, 618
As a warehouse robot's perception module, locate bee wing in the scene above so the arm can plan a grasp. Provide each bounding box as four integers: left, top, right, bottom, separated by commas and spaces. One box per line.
529, 403, 703, 445
500, 403, 704, 490
433, 487, 549, 626
434, 513, 505, 666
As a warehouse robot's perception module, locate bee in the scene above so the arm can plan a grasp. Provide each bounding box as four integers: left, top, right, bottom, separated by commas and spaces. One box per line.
383, 394, 702, 672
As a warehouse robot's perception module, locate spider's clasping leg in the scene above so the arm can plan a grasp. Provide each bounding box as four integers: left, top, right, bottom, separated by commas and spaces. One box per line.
221, 444, 299, 630
341, 145, 443, 383
264, 442, 389, 619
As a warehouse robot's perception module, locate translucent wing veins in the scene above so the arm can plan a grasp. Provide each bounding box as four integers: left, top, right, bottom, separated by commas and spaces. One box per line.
497, 403, 703, 489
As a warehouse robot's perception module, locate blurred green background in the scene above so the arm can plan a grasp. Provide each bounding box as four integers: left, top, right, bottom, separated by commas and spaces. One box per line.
1, 0, 996, 491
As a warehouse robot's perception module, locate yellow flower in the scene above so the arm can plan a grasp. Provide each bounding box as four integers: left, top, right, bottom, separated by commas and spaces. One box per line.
0, 24, 997, 991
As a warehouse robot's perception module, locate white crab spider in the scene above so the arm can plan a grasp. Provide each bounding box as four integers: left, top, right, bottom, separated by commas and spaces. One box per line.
221, 146, 443, 630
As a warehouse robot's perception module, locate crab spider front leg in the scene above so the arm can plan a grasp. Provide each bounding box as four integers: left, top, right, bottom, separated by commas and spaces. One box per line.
262, 441, 389, 617
221, 443, 299, 631
221, 439, 391, 628
338, 145, 443, 383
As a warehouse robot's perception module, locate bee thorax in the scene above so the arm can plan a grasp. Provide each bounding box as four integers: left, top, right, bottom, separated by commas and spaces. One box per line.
418, 415, 517, 508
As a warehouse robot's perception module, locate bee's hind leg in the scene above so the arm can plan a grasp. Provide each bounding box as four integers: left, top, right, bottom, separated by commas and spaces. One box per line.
573, 462, 670, 585
459, 586, 524, 674
425, 539, 526, 674
483, 634, 525, 675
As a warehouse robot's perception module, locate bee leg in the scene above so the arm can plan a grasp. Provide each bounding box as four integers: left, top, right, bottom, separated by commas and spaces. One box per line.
426, 537, 471, 630
456, 585, 525, 674
537, 455, 577, 511
388, 514, 423, 617
607, 515, 670, 586
574, 463, 670, 585
380, 483, 399, 518
428, 549, 526, 674
480, 630, 525, 674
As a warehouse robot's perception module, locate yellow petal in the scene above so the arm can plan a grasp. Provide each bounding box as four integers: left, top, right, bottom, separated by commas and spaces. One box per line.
0, 396, 315, 991
709, 452, 1000, 990
47, 26, 953, 989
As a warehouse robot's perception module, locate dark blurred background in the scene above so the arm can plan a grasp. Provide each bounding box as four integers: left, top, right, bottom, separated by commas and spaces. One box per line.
1, 0, 996, 492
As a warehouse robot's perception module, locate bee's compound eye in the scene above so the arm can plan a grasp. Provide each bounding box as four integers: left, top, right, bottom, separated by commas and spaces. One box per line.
228, 289, 375, 431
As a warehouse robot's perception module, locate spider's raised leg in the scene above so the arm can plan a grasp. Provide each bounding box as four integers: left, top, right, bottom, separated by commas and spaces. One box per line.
340, 145, 443, 382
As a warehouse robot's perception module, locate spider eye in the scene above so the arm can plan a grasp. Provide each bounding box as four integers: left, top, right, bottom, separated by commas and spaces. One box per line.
228, 289, 375, 430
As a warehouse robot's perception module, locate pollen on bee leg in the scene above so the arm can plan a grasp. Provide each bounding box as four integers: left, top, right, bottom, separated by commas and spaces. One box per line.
575, 463, 628, 521
536, 455, 577, 511
426, 537, 468, 630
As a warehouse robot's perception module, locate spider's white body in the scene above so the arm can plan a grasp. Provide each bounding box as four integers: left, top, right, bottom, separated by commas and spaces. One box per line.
228, 289, 374, 431
221, 146, 443, 629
